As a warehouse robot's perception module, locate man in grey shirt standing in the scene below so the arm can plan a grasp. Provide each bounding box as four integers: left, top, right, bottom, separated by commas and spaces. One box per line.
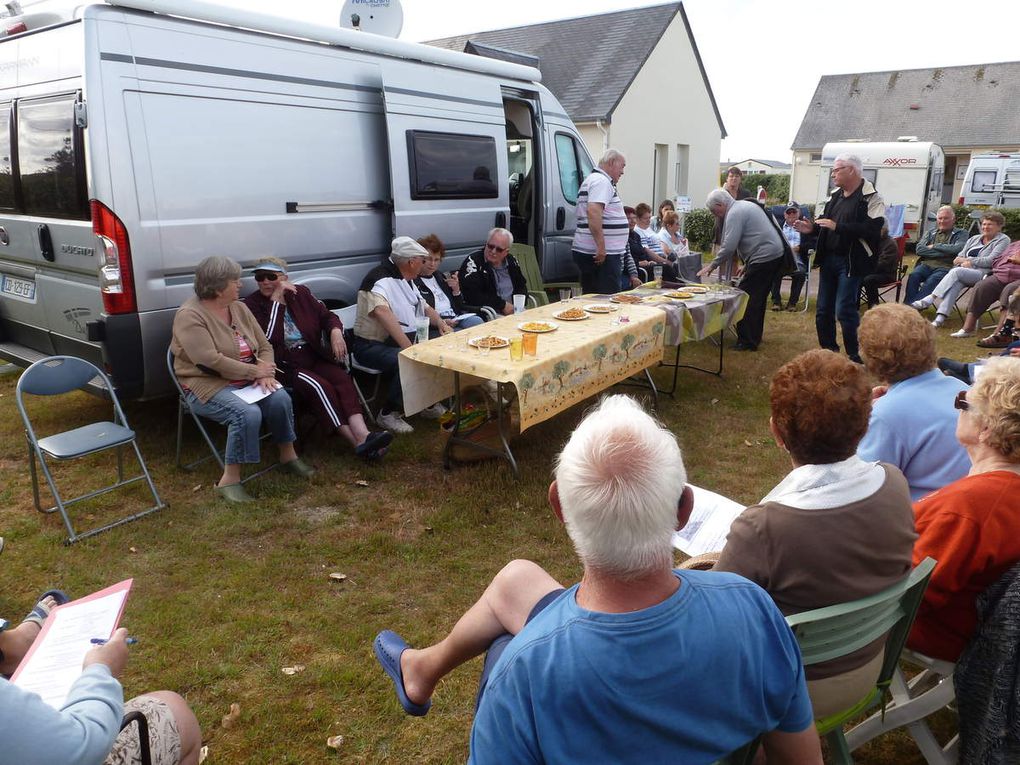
699, 189, 785, 350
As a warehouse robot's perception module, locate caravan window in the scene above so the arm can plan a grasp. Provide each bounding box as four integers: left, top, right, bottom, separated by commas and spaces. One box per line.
17, 94, 88, 220
0, 102, 13, 210
554, 133, 593, 205
407, 131, 498, 200
971, 170, 996, 193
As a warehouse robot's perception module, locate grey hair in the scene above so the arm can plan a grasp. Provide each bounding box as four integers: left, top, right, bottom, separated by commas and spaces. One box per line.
600, 148, 626, 167
555, 395, 687, 580
194, 256, 242, 300
937, 205, 956, 219
705, 188, 735, 210
834, 153, 863, 175
487, 227, 514, 248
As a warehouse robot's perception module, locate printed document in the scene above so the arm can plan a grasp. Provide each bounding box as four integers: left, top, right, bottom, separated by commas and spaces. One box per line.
672, 485, 745, 556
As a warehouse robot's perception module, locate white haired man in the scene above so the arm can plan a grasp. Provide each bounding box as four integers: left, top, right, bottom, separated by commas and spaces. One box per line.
458, 228, 528, 317
698, 189, 786, 350
904, 205, 967, 305
373, 395, 822, 764
571, 149, 629, 294
795, 153, 884, 363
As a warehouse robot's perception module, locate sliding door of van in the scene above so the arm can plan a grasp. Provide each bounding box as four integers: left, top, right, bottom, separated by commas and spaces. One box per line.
380, 66, 509, 254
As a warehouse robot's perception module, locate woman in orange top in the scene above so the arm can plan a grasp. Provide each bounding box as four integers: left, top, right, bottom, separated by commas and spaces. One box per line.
909, 356, 1020, 661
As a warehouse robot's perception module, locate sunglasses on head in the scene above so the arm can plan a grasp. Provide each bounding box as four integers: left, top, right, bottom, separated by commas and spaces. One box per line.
954, 390, 969, 411
254, 271, 280, 282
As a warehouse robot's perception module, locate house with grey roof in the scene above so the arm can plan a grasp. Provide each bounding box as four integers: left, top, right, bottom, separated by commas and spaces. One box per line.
790, 61, 1020, 205
721, 159, 792, 176
427, 2, 725, 208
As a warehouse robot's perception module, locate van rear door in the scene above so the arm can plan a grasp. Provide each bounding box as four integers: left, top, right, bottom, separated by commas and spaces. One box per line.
380, 66, 510, 251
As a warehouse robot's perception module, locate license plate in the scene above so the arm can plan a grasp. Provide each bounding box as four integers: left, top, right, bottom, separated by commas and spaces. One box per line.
1, 274, 36, 302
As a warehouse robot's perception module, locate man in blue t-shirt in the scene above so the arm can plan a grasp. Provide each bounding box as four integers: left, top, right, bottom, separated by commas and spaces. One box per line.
373, 395, 822, 764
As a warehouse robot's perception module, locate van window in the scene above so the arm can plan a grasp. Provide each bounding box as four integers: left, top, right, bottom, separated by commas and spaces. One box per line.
555, 133, 592, 205
971, 170, 996, 193
407, 131, 498, 200
0, 102, 13, 210
17, 94, 88, 220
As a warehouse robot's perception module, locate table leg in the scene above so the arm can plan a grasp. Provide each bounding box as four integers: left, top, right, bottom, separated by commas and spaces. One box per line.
442, 373, 520, 479
657, 328, 726, 395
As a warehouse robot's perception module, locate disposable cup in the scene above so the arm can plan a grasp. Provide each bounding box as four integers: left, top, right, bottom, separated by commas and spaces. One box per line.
522, 332, 537, 356
512, 294, 526, 314
509, 335, 524, 361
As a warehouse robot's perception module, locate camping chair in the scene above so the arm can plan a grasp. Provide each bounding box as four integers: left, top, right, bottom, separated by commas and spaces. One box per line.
333, 305, 387, 423
167, 349, 279, 483
120, 710, 152, 765
860, 237, 908, 307
845, 650, 958, 765
15, 356, 165, 544
786, 556, 937, 764
510, 243, 579, 304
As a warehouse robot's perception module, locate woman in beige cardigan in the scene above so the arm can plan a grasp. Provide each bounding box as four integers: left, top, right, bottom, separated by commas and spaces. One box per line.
171, 256, 314, 502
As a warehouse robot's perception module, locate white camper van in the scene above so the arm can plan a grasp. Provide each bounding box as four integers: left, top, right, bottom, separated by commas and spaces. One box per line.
816, 141, 944, 242
0, 0, 595, 398
960, 153, 1020, 209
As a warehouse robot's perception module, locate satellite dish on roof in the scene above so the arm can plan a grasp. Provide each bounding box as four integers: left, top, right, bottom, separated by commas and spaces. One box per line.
339, 0, 403, 37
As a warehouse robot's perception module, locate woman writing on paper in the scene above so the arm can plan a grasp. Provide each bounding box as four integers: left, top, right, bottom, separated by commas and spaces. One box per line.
171, 255, 313, 503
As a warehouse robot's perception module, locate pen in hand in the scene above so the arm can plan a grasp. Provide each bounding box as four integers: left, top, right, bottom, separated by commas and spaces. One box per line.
90, 637, 138, 645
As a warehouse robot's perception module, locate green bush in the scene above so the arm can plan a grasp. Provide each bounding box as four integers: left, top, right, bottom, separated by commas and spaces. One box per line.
951, 204, 1020, 239
682, 207, 715, 252
718, 171, 791, 204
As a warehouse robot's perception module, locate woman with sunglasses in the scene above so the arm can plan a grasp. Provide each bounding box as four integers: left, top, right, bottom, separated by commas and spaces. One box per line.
907, 356, 1020, 662
243, 257, 392, 461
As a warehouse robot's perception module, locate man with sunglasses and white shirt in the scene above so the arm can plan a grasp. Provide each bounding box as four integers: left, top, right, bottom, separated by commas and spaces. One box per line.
458, 228, 528, 316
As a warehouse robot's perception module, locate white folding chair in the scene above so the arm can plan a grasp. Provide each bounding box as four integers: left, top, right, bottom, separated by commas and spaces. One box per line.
333, 305, 385, 423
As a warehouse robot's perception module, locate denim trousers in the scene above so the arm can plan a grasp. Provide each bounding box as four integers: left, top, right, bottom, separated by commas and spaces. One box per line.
186, 385, 295, 465
815, 256, 864, 359
904, 263, 949, 305
351, 338, 404, 412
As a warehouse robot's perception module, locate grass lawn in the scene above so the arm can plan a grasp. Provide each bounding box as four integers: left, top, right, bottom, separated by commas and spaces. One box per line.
0, 292, 973, 763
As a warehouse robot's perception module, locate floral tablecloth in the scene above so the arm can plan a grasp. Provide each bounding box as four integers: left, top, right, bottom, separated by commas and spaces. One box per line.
398, 300, 666, 432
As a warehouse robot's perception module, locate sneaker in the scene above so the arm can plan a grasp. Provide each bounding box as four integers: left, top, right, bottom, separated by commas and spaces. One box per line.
949, 328, 974, 338
770, 303, 782, 312
378, 411, 414, 434
931, 315, 946, 328
419, 402, 448, 420
977, 333, 1014, 349
785, 303, 799, 312
912, 296, 935, 310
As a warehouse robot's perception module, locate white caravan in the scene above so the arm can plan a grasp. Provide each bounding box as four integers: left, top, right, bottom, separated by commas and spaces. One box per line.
960, 153, 1020, 209
816, 141, 944, 242
0, 0, 595, 398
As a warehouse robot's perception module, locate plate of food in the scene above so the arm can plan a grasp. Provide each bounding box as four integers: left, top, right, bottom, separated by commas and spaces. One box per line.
553, 307, 589, 321
685, 285, 709, 294
583, 303, 617, 314
518, 320, 558, 333
468, 335, 510, 349
610, 294, 645, 304
665, 291, 694, 300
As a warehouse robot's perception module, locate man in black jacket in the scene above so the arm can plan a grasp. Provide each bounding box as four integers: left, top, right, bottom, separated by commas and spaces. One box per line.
458, 228, 528, 316
796, 154, 884, 363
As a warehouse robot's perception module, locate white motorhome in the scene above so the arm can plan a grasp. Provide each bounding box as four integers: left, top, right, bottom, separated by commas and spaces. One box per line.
960, 153, 1020, 209
815, 141, 944, 242
0, 0, 595, 398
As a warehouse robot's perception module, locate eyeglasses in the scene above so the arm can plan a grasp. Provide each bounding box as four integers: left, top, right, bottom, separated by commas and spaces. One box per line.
954, 390, 969, 411
254, 272, 280, 282
831, 165, 852, 174
485, 243, 508, 254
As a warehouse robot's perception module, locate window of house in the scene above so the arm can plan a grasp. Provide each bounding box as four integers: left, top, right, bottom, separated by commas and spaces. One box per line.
406, 131, 498, 200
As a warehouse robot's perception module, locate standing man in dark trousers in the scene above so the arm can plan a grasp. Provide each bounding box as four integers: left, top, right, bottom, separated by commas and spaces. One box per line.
796, 154, 884, 363
571, 149, 628, 294
698, 189, 786, 351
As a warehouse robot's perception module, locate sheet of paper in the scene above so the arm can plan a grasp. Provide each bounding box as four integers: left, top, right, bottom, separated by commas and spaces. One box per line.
672, 485, 746, 557
11, 580, 132, 710
231, 383, 271, 404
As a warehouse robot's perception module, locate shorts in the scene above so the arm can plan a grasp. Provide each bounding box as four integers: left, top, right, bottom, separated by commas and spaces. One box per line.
105, 695, 182, 765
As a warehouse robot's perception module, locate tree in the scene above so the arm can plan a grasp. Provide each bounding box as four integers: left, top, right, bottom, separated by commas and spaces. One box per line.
519, 372, 535, 405
592, 344, 607, 372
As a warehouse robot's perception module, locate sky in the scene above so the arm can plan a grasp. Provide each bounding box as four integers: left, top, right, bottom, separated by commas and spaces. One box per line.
215, 0, 1020, 164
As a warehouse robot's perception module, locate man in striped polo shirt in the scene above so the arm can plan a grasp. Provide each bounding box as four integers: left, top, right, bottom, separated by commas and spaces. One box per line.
572, 149, 629, 294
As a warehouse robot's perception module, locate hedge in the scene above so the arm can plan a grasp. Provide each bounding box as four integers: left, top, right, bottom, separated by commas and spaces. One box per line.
951, 204, 1020, 240
718, 171, 791, 205
682, 208, 715, 252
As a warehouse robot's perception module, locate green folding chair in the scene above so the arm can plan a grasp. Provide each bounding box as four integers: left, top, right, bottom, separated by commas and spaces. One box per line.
786, 557, 937, 764
510, 243, 579, 306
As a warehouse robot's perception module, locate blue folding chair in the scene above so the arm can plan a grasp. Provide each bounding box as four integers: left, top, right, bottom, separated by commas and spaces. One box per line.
15, 356, 165, 544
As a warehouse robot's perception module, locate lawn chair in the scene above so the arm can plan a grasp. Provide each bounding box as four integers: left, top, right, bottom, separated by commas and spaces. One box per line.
120, 710, 152, 765
15, 356, 165, 544
860, 237, 908, 307
786, 556, 937, 764
510, 243, 579, 304
333, 305, 387, 423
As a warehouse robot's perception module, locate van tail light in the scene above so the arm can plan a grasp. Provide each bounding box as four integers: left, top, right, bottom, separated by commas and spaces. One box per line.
92, 200, 137, 314
958, 196, 964, 205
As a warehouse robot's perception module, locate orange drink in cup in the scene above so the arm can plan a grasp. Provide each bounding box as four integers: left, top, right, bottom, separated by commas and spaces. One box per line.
522, 332, 537, 356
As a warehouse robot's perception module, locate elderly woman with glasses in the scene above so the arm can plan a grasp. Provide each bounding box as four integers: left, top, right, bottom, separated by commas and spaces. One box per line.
242, 257, 392, 461
171, 255, 314, 503
908, 356, 1020, 662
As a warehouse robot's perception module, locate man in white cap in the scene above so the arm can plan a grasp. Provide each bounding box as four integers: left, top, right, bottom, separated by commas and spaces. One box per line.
351, 237, 452, 433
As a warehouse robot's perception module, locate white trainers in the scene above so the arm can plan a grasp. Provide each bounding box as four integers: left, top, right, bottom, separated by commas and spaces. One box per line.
377, 411, 414, 434
912, 296, 935, 310
419, 402, 448, 420
931, 315, 946, 328
950, 328, 974, 338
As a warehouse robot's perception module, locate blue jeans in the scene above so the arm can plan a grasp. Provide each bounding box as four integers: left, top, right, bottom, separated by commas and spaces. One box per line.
815, 256, 864, 359
905, 263, 949, 305
351, 337, 403, 412
453, 314, 485, 330
186, 386, 295, 465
